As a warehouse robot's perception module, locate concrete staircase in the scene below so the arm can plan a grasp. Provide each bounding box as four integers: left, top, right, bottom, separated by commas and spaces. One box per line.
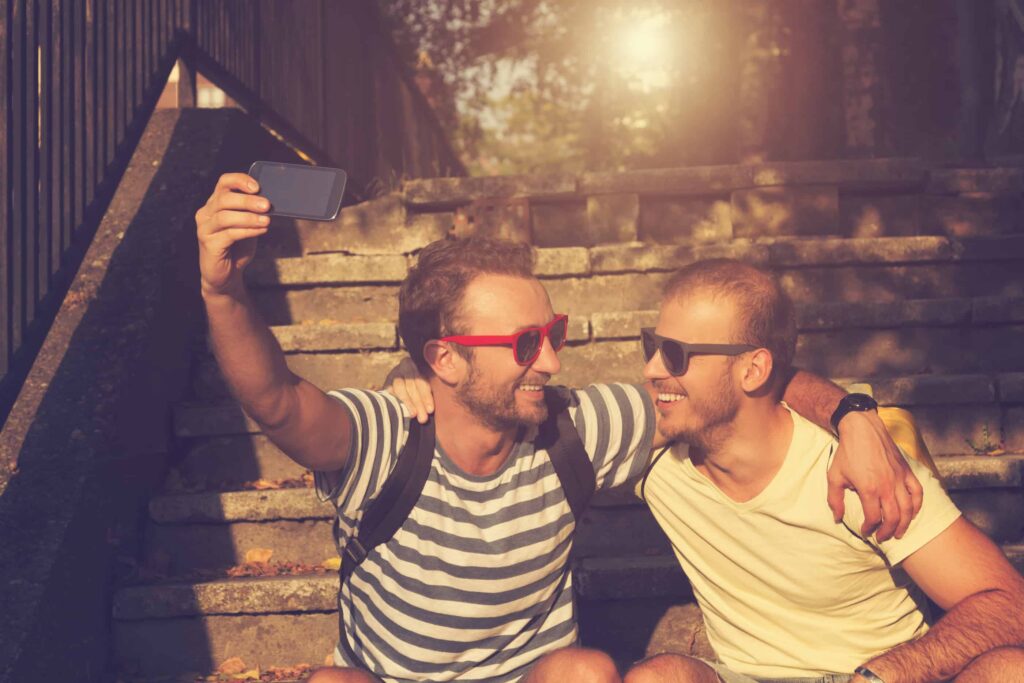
112, 158, 1024, 680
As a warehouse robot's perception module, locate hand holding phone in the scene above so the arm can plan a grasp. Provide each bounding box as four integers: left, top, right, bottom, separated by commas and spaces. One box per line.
247, 161, 347, 221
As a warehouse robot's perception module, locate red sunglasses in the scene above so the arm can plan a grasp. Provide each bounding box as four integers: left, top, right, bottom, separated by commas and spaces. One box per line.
440, 314, 569, 366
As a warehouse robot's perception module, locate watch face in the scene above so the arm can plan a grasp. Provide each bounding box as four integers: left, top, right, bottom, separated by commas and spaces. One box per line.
847, 393, 877, 410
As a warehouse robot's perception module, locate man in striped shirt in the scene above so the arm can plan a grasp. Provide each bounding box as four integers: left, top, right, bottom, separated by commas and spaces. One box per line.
197, 177, 919, 683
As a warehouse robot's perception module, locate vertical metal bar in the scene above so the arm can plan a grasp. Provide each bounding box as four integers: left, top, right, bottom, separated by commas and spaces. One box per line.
0, 0, 9, 375
49, 0, 62, 283
132, 0, 141, 116
23, 0, 37, 326
61, 0, 72, 253
84, 0, 95, 203
10, 0, 25, 354
113, 0, 122, 156
72, 0, 84, 234
36, 0, 50, 303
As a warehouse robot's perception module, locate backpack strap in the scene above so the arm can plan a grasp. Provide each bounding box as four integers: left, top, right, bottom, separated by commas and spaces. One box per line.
338, 416, 434, 667
538, 386, 596, 523
340, 417, 435, 581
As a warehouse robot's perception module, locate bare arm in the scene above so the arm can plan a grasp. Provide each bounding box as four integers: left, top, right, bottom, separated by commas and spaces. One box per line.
859, 518, 1024, 682
782, 370, 924, 541
197, 173, 352, 472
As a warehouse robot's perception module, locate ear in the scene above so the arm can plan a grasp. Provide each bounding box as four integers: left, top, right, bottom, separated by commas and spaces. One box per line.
739, 348, 774, 394
423, 340, 465, 386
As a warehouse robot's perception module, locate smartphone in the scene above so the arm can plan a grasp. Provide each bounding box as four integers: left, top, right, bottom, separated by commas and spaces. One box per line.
247, 161, 347, 221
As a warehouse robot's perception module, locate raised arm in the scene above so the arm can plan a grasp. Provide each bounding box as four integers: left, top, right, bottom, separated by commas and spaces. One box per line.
857, 518, 1024, 682
196, 173, 352, 472
783, 370, 923, 542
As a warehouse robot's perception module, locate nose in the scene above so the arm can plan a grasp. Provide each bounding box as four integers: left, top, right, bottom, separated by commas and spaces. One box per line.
531, 334, 561, 375
642, 348, 668, 381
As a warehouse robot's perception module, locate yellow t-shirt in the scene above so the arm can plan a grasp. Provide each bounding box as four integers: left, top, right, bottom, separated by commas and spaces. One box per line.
637, 405, 961, 678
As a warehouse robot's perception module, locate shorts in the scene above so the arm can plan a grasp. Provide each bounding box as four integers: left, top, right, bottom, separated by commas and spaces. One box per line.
700, 658, 853, 683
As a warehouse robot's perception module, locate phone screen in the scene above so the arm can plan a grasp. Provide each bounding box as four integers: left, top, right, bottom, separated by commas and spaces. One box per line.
257, 164, 337, 217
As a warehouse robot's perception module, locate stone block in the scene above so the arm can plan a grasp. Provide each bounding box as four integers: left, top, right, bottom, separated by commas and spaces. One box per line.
452, 197, 531, 242
580, 164, 752, 196
927, 168, 1024, 195
910, 405, 1004, 455
1005, 407, 1024, 452
937, 456, 1024, 489
251, 284, 400, 326
178, 435, 303, 486
575, 506, 671, 558
590, 242, 769, 274
998, 373, 1024, 402
586, 194, 640, 244
573, 555, 691, 600
732, 185, 840, 238
174, 403, 259, 438
795, 328, 969, 378
278, 351, 412, 393
751, 158, 926, 189
534, 247, 591, 277
972, 296, 1024, 324
769, 236, 952, 267
969, 325, 1024, 372
639, 196, 732, 244
531, 201, 589, 247
924, 195, 1023, 237
956, 235, 1024, 261
777, 262, 1024, 305
149, 488, 330, 524
870, 374, 995, 406
645, 603, 716, 660
271, 321, 397, 352
557, 340, 647, 386
114, 612, 337, 678
544, 274, 670, 318
248, 253, 410, 286
591, 311, 659, 340
404, 173, 577, 206
144, 519, 335, 575
796, 299, 972, 331
839, 193, 924, 238
950, 489, 1024, 544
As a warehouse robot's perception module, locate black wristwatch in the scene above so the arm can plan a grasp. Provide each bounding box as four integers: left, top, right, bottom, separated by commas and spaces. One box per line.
830, 392, 878, 434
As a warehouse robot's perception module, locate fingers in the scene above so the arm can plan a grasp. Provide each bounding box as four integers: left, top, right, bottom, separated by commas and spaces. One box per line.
215, 172, 260, 194
891, 482, 915, 540
907, 470, 924, 518
392, 377, 429, 424
874, 491, 899, 543
859, 494, 883, 538
826, 471, 847, 523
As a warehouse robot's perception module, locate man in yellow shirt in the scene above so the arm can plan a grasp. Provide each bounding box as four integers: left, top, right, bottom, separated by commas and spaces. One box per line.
627, 259, 1024, 683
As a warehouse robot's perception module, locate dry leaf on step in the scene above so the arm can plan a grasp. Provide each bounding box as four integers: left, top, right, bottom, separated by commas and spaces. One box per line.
216, 657, 247, 675
322, 556, 341, 570
244, 548, 274, 564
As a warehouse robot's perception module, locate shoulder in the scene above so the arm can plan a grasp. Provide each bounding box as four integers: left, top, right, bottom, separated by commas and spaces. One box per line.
327, 388, 409, 427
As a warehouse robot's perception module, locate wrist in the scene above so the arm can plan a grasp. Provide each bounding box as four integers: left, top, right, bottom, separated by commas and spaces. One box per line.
831, 392, 879, 435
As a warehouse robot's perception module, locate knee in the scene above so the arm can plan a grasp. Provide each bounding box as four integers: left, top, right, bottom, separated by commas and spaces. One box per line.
529, 647, 620, 682
956, 646, 1024, 681
625, 654, 713, 683
306, 666, 377, 683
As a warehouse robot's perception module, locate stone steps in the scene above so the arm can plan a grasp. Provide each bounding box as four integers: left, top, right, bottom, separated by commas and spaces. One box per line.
252, 162, 1024, 259
111, 542, 1024, 678
142, 456, 1024, 576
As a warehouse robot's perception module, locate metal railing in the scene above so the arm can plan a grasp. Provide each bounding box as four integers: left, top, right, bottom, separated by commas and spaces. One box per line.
0, 0, 463, 420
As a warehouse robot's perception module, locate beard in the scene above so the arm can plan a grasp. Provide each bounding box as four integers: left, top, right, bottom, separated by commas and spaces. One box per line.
659, 368, 740, 452
456, 361, 549, 431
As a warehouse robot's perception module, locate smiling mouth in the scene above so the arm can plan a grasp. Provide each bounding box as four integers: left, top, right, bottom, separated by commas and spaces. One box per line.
518, 384, 545, 392
657, 393, 686, 403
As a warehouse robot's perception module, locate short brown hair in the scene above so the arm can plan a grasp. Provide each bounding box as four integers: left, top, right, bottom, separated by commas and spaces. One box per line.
399, 237, 535, 374
664, 259, 796, 392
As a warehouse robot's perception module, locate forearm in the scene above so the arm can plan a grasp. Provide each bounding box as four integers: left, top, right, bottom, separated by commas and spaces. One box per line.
203, 285, 297, 426
864, 588, 1024, 682
781, 369, 846, 432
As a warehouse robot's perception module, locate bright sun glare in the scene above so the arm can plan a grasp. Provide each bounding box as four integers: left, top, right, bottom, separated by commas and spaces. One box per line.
612, 11, 673, 91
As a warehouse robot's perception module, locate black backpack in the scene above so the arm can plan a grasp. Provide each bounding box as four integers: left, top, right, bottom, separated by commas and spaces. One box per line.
337, 386, 596, 667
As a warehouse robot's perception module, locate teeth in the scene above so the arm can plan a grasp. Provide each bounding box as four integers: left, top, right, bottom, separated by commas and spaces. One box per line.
658, 393, 686, 402
519, 385, 543, 391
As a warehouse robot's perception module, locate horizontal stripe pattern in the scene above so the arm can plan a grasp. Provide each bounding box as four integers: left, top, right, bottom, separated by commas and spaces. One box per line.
314, 384, 655, 682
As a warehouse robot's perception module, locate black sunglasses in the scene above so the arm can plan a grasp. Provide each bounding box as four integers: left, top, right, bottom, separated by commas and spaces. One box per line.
640, 328, 757, 376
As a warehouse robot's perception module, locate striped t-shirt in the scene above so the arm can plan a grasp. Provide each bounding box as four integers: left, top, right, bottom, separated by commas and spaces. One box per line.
314, 383, 655, 682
